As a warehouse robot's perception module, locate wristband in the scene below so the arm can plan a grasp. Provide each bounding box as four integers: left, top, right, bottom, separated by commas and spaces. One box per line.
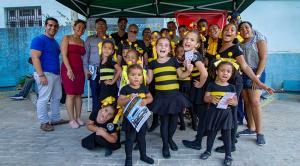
39, 74, 45, 77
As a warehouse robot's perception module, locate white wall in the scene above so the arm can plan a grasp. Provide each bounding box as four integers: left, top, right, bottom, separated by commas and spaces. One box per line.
0, 0, 75, 27
241, 1, 300, 52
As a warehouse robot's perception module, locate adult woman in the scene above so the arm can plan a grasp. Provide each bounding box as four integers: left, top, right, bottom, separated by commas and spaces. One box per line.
238, 21, 268, 145
61, 19, 86, 128
212, 23, 272, 153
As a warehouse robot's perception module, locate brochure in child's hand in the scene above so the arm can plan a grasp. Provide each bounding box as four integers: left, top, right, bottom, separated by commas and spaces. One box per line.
123, 96, 151, 132
88, 65, 97, 80
216, 92, 236, 109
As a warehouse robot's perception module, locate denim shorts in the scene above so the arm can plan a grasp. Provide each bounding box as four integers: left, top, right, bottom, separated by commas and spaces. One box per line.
242, 69, 266, 89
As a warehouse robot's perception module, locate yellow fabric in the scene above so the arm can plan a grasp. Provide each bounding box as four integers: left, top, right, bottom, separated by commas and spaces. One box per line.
191, 67, 200, 77
112, 109, 122, 124
214, 58, 240, 70
191, 72, 200, 77
210, 91, 226, 96
178, 76, 191, 81
100, 68, 115, 73
207, 37, 218, 55
98, 42, 103, 56
153, 66, 176, 74
155, 75, 177, 82
155, 84, 179, 90
237, 34, 244, 43
120, 65, 129, 90
100, 75, 114, 80
101, 96, 115, 107
149, 43, 158, 62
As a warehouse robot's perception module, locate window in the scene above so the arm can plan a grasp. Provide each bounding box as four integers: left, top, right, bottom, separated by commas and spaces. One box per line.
6, 7, 42, 28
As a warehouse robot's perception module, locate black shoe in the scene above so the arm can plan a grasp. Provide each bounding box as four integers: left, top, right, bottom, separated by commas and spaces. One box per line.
218, 136, 223, 141
140, 156, 154, 164
162, 148, 171, 159
148, 123, 159, 132
125, 158, 132, 166
200, 151, 211, 160
104, 148, 112, 157
215, 145, 236, 153
224, 156, 233, 166
169, 139, 178, 151
182, 139, 201, 150
133, 143, 139, 150
179, 125, 186, 130
256, 134, 266, 146
218, 136, 238, 143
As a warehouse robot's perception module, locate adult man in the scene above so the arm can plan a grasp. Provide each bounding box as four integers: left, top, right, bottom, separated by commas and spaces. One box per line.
31, 17, 67, 132
117, 24, 147, 65
167, 21, 180, 43
83, 18, 111, 113
111, 17, 128, 46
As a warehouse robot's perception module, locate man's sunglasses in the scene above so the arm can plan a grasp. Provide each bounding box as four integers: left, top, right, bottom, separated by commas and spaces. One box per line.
129, 30, 138, 34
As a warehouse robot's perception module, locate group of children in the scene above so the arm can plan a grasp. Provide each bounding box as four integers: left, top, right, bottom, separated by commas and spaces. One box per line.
81, 23, 271, 166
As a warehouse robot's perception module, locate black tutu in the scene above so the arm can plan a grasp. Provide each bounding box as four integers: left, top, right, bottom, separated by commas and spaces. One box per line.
206, 105, 233, 131
150, 91, 191, 115
178, 80, 191, 98
99, 82, 118, 101
190, 85, 206, 104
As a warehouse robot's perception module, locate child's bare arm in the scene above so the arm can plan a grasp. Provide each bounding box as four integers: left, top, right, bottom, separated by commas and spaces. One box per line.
96, 128, 118, 143
141, 92, 153, 106
117, 94, 132, 107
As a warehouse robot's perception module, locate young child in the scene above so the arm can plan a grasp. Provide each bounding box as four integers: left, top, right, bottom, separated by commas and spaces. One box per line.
81, 97, 121, 156
182, 30, 208, 150
118, 64, 154, 166
98, 40, 122, 102
200, 61, 238, 166
175, 44, 190, 130
147, 37, 193, 158
119, 49, 147, 92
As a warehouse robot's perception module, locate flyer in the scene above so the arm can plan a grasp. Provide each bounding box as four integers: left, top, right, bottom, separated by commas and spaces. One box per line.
123, 96, 151, 132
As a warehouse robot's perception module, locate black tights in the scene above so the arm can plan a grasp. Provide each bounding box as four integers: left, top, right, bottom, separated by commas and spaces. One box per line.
195, 104, 208, 142
206, 129, 231, 157
125, 120, 147, 159
160, 114, 178, 149
178, 112, 185, 127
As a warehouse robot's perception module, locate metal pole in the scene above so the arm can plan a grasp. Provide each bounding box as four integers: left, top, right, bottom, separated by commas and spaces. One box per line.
87, 80, 91, 112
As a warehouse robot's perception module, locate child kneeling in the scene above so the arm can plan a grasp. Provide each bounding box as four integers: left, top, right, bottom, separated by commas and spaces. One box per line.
81, 97, 120, 156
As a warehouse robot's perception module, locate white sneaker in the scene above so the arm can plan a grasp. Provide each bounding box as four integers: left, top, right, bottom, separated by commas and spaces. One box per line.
10, 95, 25, 100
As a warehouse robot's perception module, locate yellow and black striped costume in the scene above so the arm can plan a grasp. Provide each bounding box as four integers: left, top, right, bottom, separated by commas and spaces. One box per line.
98, 57, 118, 101
149, 57, 180, 93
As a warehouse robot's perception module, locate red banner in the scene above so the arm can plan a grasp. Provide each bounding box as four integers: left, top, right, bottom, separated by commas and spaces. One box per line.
175, 11, 228, 29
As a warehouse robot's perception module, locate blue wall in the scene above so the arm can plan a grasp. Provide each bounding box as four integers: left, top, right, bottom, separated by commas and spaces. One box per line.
0, 26, 72, 86
265, 52, 300, 90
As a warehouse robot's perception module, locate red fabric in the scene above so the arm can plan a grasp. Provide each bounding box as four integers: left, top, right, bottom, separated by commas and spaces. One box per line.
175, 11, 228, 29
61, 44, 86, 95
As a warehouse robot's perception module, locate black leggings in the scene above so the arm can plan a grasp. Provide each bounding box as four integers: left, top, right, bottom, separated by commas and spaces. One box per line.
178, 111, 185, 127
160, 114, 178, 149
124, 120, 147, 159
81, 133, 120, 150
195, 104, 208, 142
206, 129, 231, 157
